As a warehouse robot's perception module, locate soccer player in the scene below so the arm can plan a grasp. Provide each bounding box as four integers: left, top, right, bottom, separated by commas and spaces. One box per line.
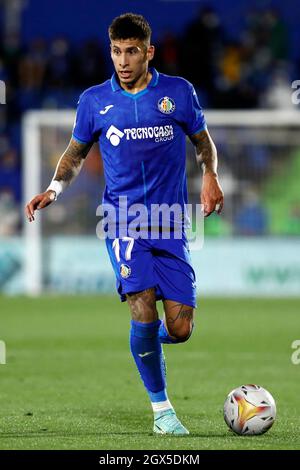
25, 13, 224, 435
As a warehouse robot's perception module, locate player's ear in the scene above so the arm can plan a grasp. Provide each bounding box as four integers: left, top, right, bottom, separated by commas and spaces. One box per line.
147, 45, 155, 61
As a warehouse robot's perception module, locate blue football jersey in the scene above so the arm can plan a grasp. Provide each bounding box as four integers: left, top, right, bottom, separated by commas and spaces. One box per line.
73, 68, 206, 228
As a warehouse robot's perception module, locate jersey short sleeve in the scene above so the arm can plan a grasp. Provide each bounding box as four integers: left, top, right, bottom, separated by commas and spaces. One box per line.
183, 83, 207, 137
72, 92, 94, 144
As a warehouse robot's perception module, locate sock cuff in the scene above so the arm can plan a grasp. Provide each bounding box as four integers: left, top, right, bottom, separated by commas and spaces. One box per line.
130, 319, 161, 338
148, 388, 168, 403
152, 400, 173, 413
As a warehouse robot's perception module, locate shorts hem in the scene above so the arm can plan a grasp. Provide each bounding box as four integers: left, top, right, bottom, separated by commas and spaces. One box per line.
119, 286, 197, 308
161, 294, 197, 309
119, 283, 158, 302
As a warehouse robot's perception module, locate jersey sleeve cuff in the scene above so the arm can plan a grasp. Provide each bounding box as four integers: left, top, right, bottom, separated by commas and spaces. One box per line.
72, 134, 91, 144
189, 124, 207, 137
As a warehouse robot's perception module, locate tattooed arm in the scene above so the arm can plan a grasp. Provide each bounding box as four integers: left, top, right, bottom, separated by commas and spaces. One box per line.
190, 129, 224, 217
25, 138, 92, 222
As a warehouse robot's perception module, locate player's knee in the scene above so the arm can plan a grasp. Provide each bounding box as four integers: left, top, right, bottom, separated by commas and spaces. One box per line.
167, 321, 194, 343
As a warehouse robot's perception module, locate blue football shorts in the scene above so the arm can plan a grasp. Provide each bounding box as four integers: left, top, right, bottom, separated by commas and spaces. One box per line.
105, 232, 197, 308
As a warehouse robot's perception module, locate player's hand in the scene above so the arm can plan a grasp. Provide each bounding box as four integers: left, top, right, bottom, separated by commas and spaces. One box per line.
25, 190, 56, 222
201, 172, 224, 217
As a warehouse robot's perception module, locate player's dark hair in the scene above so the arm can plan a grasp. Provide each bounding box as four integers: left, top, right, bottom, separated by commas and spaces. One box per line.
109, 13, 151, 43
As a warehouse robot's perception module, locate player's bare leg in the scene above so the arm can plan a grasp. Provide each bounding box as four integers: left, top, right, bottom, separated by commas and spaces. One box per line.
126, 287, 158, 323
126, 288, 189, 435
162, 300, 195, 343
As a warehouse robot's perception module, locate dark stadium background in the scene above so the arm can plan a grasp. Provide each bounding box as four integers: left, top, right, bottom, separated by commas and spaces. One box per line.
0, 0, 300, 451
1, 0, 300, 241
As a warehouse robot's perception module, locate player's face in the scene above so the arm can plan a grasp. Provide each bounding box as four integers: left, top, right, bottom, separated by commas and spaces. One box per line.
110, 38, 154, 88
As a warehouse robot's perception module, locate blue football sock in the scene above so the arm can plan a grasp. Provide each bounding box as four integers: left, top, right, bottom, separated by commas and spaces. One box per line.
130, 320, 167, 403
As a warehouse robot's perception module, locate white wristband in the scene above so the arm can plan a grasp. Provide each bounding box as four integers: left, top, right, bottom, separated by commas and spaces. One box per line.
47, 180, 64, 200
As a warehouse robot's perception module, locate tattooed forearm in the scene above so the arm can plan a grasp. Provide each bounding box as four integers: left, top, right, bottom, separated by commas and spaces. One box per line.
126, 288, 158, 322
53, 138, 93, 185
190, 129, 218, 175
167, 303, 194, 324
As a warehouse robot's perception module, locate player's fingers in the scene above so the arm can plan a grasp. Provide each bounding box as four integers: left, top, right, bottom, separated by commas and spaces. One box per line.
201, 192, 217, 216
27, 198, 40, 218
37, 192, 55, 209
32, 195, 43, 210
25, 204, 32, 218
200, 195, 213, 217
204, 201, 215, 217
25, 195, 43, 221
215, 199, 224, 214
37, 196, 49, 209
25, 204, 35, 222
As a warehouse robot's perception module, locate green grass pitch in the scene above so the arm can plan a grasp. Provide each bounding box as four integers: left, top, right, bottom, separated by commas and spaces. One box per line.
0, 295, 300, 450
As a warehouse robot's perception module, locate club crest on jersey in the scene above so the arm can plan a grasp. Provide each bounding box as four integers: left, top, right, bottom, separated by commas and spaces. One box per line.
120, 264, 131, 278
158, 96, 175, 114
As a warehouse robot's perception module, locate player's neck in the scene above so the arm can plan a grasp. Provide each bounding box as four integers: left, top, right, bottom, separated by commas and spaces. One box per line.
120, 70, 152, 94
